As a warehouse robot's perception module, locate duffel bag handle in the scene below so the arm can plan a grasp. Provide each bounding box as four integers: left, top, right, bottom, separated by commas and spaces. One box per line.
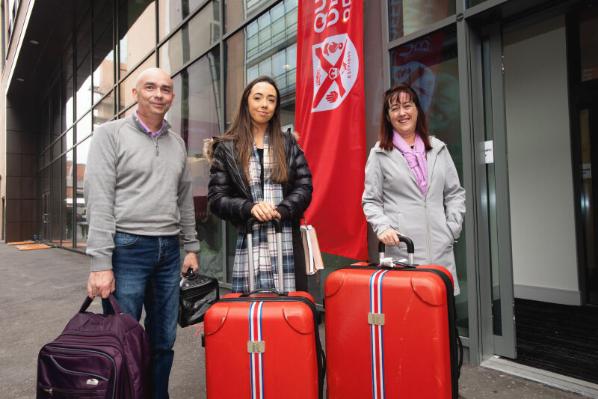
80, 294, 123, 314
378, 235, 415, 266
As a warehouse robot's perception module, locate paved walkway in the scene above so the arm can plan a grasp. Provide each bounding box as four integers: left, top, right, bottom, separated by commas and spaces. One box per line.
0, 243, 587, 398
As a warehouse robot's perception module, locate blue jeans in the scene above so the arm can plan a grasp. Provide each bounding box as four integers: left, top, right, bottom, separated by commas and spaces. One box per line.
104, 232, 180, 399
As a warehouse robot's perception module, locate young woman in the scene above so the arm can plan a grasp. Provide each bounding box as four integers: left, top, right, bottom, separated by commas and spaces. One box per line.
362, 84, 466, 295
208, 76, 313, 293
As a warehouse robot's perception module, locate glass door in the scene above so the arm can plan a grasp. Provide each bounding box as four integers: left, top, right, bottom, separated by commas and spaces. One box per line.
574, 9, 598, 305
474, 26, 516, 359
41, 192, 50, 242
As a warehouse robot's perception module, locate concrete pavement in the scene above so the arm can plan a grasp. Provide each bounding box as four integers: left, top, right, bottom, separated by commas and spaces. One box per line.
0, 243, 587, 398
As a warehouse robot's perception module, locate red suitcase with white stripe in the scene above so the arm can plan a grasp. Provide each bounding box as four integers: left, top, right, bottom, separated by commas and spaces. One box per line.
203, 219, 324, 399
325, 236, 461, 399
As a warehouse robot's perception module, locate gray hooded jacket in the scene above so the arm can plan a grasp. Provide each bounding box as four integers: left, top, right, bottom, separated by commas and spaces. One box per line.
362, 136, 465, 295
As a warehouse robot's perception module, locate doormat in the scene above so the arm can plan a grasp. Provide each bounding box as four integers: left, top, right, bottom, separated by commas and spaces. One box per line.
7, 241, 35, 245
15, 243, 51, 251
515, 298, 598, 384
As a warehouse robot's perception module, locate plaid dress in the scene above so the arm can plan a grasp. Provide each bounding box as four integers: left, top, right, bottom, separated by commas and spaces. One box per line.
231, 134, 295, 293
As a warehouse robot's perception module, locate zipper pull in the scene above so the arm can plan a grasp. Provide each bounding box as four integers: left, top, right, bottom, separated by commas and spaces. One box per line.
43, 387, 53, 395
153, 138, 159, 156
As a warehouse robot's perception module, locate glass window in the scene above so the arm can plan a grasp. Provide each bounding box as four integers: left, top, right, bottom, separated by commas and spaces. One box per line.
118, 55, 157, 111
93, 90, 115, 127
468, 0, 486, 7
167, 49, 223, 280
389, 28, 469, 336
75, 138, 92, 250
159, 1, 221, 74
580, 11, 598, 82
76, 112, 93, 144
66, 127, 75, 151
225, 31, 245, 127
245, 1, 297, 62
51, 159, 63, 245
118, 0, 156, 78
62, 40, 75, 132
52, 85, 62, 139
388, 0, 455, 40
64, 150, 74, 248
93, 0, 115, 104
226, 0, 298, 126
224, 0, 270, 33
158, 0, 207, 40
76, 7, 93, 119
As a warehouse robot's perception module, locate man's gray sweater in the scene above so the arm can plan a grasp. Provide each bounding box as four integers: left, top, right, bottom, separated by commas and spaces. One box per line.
84, 115, 200, 272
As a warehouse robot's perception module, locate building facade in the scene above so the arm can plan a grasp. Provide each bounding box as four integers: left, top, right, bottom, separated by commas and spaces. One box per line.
1, 0, 597, 390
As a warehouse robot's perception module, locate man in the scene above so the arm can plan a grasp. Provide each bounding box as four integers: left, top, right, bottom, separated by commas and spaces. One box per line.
85, 67, 199, 399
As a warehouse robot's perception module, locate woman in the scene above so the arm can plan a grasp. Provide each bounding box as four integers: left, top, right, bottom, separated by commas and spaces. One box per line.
208, 76, 313, 293
362, 85, 465, 295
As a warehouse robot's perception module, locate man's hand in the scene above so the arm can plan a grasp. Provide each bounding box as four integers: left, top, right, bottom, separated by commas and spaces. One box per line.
181, 252, 199, 276
87, 270, 115, 299
378, 228, 401, 246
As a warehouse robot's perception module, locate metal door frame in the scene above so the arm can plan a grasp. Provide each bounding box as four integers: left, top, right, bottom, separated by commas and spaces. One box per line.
469, 23, 517, 360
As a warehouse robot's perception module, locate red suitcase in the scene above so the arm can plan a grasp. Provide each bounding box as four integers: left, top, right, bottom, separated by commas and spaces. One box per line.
325, 236, 461, 399
203, 219, 324, 399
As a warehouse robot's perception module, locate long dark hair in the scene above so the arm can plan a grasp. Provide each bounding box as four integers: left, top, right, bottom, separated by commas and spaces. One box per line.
223, 76, 288, 183
379, 84, 431, 151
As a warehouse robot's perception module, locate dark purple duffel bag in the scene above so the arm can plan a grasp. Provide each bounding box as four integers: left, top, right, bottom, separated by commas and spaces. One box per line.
37, 295, 150, 398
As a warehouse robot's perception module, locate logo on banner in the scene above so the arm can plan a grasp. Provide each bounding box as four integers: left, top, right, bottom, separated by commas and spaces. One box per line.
311, 34, 359, 112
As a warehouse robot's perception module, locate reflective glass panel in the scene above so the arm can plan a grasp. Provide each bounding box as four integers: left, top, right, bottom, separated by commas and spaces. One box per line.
41, 168, 51, 241
118, 0, 156, 78
63, 78, 75, 133
76, 112, 93, 144
63, 39, 75, 131
224, 0, 273, 33
388, 0, 455, 40
75, 138, 92, 250
468, 0, 486, 6
580, 11, 598, 82
93, 0, 115, 103
390, 28, 469, 336
52, 86, 62, 139
158, 0, 207, 39
159, 1, 221, 74
226, 0, 297, 126
51, 159, 63, 245
64, 150, 74, 248
76, 7, 93, 119
167, 49, 223, 280
119, 56, 157, 111
94, 90, 115, 127
66, 127, 75, 151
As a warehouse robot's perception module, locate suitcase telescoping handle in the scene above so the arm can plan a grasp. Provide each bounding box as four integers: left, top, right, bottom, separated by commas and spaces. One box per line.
378, 235, 415, 266
245, 217, 284, 293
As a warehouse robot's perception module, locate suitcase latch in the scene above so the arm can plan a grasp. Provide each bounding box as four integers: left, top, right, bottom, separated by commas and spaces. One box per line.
368, 313, 385, 326
247, 340, 266, 353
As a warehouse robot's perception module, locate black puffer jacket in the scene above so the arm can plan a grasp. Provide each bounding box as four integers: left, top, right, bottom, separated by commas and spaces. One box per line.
208, 132, 313, 227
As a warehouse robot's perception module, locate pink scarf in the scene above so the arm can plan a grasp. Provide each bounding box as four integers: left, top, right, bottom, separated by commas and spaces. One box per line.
393, 131, 428, 195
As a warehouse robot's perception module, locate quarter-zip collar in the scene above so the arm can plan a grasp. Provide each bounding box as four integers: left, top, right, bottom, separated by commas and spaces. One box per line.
131, 111, 170, 138
128, 114, 171, 156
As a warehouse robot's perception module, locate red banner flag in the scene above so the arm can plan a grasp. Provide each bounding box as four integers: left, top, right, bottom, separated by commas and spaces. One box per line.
295, 1, 368, 260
